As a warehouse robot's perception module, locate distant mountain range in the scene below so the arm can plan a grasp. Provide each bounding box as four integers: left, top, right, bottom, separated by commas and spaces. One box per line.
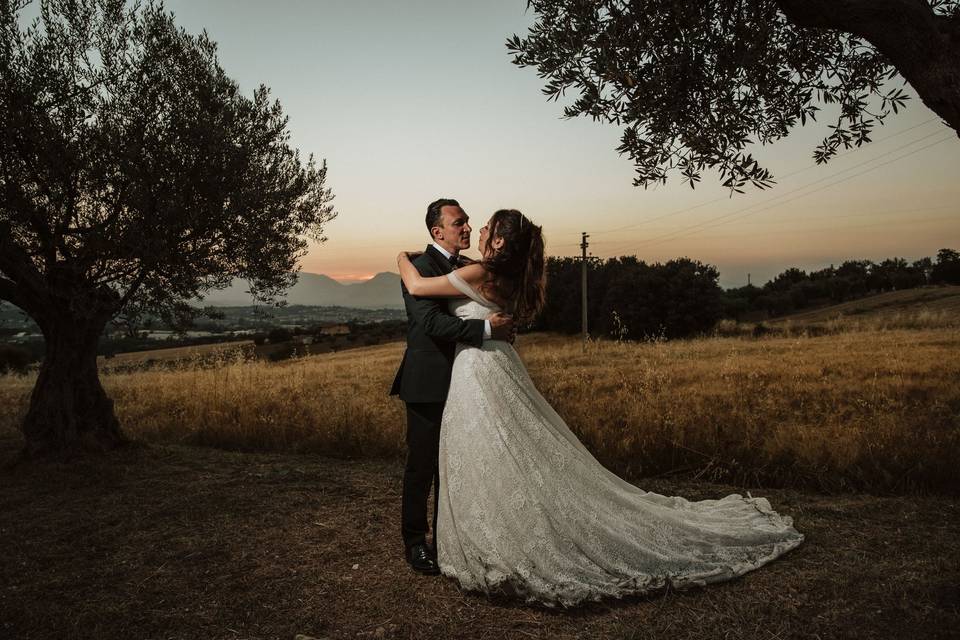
196, 272, 404, 308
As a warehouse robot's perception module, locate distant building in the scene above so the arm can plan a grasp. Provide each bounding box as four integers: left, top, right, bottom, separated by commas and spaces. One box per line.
143, 330, 218, 340
319, 324, 350, 336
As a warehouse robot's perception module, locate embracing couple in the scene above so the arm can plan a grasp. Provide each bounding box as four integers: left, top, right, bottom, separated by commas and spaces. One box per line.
389, 198, 803, 607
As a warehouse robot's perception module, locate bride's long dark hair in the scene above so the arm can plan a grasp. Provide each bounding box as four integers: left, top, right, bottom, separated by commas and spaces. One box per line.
479, 209, 546, 326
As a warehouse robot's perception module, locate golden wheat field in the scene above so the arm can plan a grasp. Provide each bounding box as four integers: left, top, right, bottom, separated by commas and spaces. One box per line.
2, 321, 958, 494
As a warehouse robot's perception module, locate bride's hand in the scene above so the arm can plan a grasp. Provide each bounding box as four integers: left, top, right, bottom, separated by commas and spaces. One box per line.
397, 250, 423, 262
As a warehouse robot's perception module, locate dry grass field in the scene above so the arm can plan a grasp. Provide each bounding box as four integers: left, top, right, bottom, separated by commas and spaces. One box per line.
770, 285, 960, 326
2, 303, 959, 639
716, 285, 960, 338
96, 339, 257, 370
1, 318, 958, 494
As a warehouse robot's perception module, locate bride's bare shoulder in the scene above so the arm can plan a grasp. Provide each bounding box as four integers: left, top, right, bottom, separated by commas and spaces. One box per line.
454, 262, 487, 287
455, 262, 508, 307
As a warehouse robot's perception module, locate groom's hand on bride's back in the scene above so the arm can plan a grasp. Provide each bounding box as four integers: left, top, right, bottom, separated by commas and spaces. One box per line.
488, 312, 516, 343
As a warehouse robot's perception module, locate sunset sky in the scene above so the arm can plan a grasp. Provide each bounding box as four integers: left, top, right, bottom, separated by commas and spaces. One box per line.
97, 2, 960, 287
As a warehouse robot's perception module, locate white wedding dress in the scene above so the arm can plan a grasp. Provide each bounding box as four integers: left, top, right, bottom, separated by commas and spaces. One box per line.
435, 271, 804, 607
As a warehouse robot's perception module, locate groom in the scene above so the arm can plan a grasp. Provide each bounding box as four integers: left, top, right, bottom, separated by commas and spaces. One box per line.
390, 198, 514, 575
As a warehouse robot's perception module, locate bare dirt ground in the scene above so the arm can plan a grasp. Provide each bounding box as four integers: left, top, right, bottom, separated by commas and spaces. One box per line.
1, 438, 958, 640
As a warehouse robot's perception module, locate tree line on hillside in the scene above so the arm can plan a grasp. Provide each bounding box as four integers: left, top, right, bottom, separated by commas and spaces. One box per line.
534, 249, 960, 340
722, 248, 960, 319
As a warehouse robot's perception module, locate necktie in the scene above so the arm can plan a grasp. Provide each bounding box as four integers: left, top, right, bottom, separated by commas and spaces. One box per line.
448, 254, 459, 267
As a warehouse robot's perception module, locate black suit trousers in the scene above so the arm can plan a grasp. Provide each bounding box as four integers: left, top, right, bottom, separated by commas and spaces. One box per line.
401, 401, 444, 550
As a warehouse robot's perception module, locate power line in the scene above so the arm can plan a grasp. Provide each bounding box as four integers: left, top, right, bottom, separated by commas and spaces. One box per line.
671, 214, 958, 241
734, 203, 957, 225
548, 116, 942, 241
632, 135, 955, 250
552, 123, 947, 250
597, 133, 956, 257
559, 204, 957, 248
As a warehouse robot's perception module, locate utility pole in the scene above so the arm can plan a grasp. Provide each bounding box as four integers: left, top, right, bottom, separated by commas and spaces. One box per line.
747, 273, 751, 286
580, 232, 589, 351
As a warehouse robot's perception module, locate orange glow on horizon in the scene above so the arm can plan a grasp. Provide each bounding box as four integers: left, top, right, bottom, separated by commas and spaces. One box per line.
325, 272, 378, 284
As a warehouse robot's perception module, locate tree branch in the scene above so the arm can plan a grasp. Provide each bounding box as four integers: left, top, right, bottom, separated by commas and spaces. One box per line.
63, 178, 131, 238
0, 275, 22, 306
775, 0, 960, 132
0, 273, 41, 316
775, 0, 932, 33
0, 221, 48, 305
115, 264, 149, 310
7, 129, 60, 270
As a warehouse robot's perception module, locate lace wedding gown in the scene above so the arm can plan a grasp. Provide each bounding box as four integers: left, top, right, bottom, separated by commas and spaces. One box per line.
435, 271, 804, 607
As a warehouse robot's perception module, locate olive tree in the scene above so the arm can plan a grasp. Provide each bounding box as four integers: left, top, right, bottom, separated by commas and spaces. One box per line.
508, 0, 960, 191
0, 0, 335, 454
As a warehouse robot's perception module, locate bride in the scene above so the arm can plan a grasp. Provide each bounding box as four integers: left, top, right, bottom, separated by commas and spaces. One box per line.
396, 209, 803, 607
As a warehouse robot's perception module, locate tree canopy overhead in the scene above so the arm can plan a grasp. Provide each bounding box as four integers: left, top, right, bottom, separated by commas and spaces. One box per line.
0, 0, 335, 454
508, 0, 960, 191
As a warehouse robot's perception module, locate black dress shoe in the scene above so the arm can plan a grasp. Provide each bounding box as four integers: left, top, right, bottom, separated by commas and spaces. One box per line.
406, 543, 440, 575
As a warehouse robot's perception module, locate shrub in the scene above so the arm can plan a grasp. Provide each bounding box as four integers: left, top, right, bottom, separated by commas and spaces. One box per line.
0, 344, 31, 375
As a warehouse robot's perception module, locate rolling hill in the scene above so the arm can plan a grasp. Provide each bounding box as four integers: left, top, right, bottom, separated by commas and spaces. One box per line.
770, 285, 960, 324
195, 271, 404, 308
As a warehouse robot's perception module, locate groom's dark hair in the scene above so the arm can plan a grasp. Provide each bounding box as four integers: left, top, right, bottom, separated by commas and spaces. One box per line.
426, 198, 460, 236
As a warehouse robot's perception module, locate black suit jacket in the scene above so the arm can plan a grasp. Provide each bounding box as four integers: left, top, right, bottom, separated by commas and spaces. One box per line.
390, 245, 485, 403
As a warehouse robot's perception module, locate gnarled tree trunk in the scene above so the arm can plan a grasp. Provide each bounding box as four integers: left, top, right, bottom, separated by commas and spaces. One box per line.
22, 313, 125, 456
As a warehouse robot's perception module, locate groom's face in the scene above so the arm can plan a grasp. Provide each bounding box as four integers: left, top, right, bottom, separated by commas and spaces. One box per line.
434, 205, 472, 252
